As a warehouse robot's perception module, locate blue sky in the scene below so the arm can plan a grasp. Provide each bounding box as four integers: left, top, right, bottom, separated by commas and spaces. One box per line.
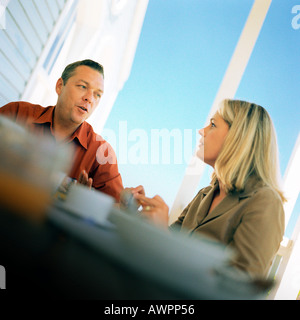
104, 0, 300, 237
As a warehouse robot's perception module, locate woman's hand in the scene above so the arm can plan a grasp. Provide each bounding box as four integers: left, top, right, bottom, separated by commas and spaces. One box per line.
134, 193, 169, 229
120, 185, 145, 210
120, 185, 145, 208
130, 185, 145, 196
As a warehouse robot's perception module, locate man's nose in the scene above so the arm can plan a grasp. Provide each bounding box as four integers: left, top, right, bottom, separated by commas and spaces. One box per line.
83, 90, 93, 103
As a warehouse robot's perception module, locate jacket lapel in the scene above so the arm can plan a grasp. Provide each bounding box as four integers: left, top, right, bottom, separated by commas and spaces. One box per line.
195, 184, 216, 225
199, 175, 263, 225
200, 192, 240, 225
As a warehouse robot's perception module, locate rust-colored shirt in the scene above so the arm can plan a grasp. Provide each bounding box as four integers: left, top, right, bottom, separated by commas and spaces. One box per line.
0, 101, 124, 202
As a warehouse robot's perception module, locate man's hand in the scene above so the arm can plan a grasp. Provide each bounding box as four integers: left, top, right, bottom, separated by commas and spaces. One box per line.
78, 170, 93, 189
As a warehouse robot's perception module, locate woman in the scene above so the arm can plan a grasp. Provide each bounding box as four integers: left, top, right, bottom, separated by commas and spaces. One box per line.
128, 99, 286, 279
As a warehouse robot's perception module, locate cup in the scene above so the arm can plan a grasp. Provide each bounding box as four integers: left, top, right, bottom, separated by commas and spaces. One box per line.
63, 183, 114, 225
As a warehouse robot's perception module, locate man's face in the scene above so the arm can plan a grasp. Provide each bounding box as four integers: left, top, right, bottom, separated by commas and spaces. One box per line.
55, 65, 104, 125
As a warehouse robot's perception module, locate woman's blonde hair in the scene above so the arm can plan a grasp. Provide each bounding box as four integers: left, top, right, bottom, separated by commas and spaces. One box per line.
213, 99, 286, 202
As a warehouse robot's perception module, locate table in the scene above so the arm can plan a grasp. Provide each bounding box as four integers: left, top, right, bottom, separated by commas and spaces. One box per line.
0, 201, 271, 299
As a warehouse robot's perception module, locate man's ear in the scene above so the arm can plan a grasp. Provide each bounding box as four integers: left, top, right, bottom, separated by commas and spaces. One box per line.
56, 78, 64, 95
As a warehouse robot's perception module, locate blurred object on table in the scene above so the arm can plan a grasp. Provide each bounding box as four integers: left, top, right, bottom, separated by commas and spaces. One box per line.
54, 176, 78, 201
0, 115, 72, 222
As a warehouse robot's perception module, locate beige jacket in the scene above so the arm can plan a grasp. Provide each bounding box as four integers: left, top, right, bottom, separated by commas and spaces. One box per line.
170, 176, 285, 278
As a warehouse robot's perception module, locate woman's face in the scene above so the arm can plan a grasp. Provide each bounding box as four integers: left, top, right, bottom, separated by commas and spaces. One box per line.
197, 112, 229, 167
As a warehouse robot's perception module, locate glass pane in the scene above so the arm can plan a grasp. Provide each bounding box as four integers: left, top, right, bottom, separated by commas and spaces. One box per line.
46, 0, 60, 19
0, 32, 32, 78
8, 1, 43, 56
33, 0, 56, 32
0, 50, 26, 92
104, 0, 300, 240
105, 0, 254, 207
21, 0, 49, 44
0, 72, 20, 101
5, 10, 37, 68
0, 0, 69, 103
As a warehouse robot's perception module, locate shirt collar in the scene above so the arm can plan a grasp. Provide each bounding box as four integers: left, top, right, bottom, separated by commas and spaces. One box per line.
32, 105, 55, 126
32, 106, 88, 150
69, 122, 88, 150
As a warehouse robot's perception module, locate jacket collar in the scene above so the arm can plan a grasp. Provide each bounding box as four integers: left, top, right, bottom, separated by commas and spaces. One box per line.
206, 174, 264, 199
201, 184, 213, 196
200, 175, 264, 225
237, 175, 265, 199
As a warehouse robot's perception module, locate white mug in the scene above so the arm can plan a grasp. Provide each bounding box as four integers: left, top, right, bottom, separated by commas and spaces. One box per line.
64, 183, 114, 225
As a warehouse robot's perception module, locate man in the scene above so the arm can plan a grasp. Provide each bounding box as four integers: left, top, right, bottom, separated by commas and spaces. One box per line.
0, 59, 123, 202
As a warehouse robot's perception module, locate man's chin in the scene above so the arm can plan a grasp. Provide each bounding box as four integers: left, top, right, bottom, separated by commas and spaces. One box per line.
72, 113, 88, 125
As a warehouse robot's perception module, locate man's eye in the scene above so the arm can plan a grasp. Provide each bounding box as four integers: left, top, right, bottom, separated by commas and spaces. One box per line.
78, 85, 86, 89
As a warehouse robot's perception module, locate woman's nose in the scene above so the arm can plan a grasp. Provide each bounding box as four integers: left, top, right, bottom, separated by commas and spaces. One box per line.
199, 128, 204, 136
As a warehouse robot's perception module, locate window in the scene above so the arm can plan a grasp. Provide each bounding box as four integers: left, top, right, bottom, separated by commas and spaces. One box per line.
0, 0, 71, 105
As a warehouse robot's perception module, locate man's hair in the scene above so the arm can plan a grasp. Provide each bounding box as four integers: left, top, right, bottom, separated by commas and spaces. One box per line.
61, 59, 104, 85
212, 99, 286, 203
